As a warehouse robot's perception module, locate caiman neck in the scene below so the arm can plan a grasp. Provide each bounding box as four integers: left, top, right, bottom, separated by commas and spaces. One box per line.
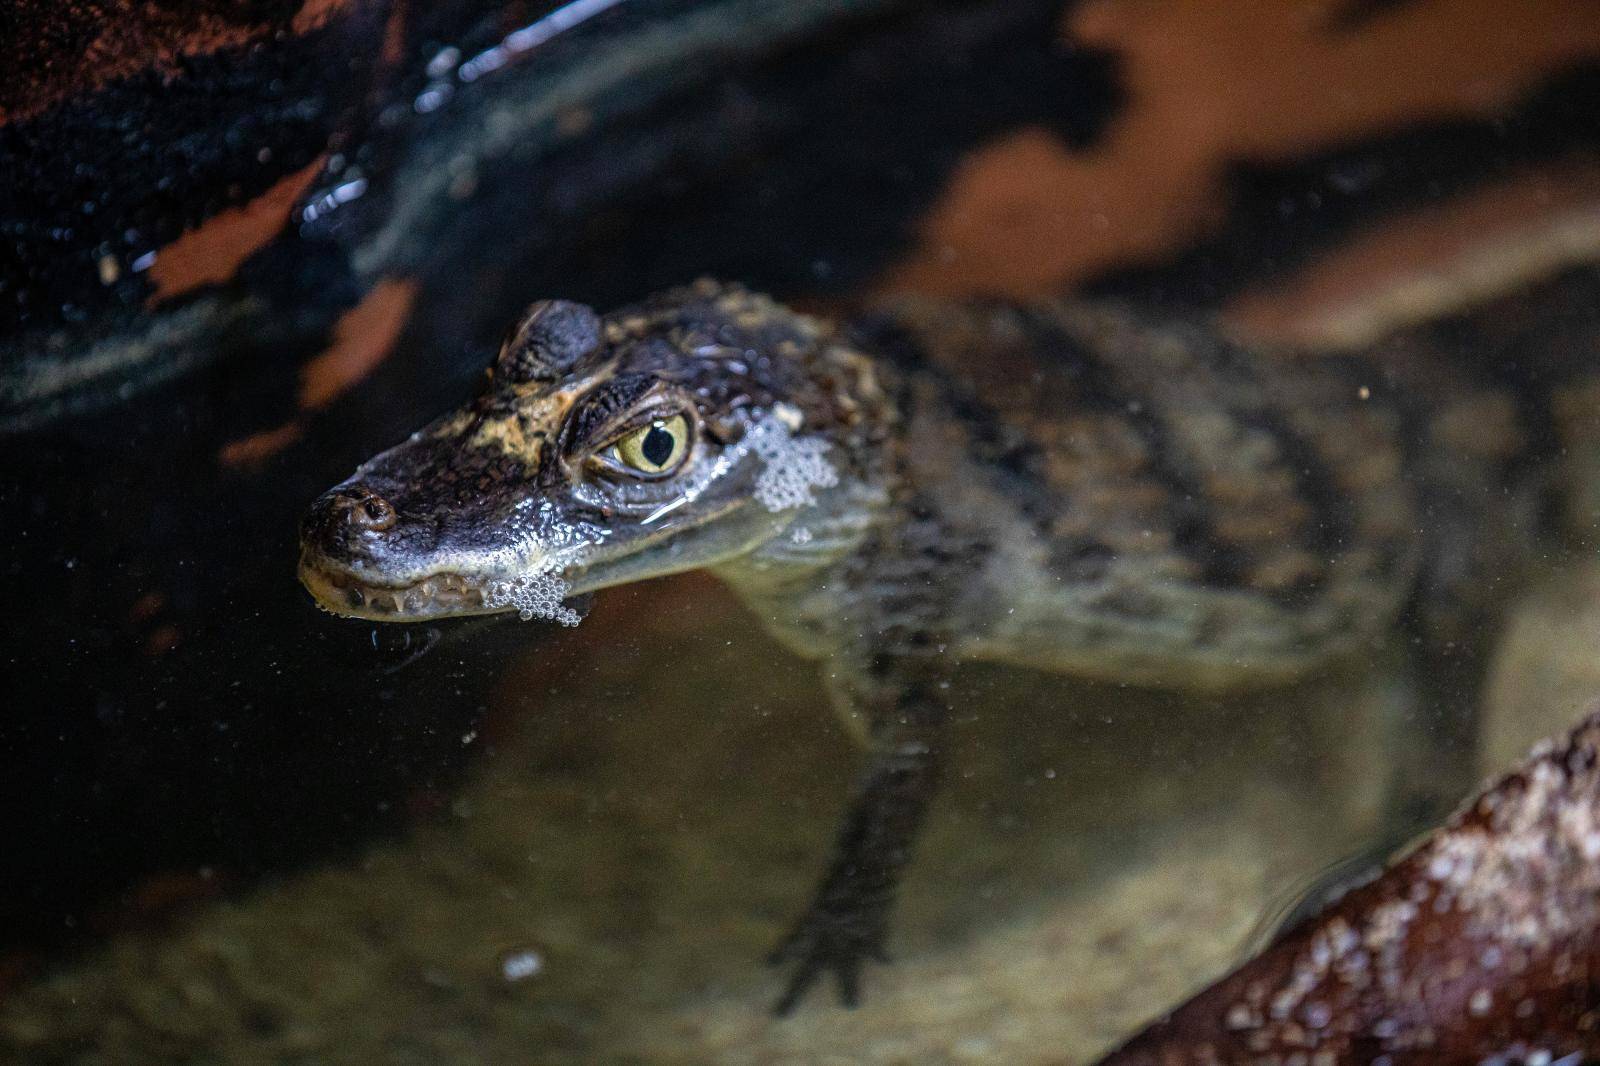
711, 319, 902, 657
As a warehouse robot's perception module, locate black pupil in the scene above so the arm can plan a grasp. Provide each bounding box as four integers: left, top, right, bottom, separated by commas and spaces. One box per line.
641, 423, 675, 467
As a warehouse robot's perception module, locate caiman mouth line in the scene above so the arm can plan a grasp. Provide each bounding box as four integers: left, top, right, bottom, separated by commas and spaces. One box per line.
299, 493, 757, 624
299, 558, 496, 621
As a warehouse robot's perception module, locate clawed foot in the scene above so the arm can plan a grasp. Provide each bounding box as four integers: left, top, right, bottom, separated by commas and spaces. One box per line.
768, 899, 891, 1015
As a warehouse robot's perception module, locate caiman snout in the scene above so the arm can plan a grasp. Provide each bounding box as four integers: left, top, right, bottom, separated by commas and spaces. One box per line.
300, 485, 399, 562
332, 487, 397, 532
298, 465, 572, 620
299, 481, 471, 620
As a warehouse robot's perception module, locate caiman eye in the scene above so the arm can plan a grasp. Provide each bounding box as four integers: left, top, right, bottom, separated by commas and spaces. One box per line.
609, 414, 690, 475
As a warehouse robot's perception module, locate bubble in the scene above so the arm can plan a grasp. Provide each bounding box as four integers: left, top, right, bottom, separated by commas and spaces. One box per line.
500, 949, 543, 982
483, 569, 582, 626
745, 415, 838, 513
475, 497, 603, 625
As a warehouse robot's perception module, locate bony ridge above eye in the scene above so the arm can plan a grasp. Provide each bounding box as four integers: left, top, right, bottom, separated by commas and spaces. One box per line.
610, 413, 691, 474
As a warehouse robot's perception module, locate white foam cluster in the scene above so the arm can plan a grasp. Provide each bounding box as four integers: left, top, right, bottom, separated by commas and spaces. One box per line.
745, 414, 839, 513
484, 569, 583, 626
478, 497, 602, 625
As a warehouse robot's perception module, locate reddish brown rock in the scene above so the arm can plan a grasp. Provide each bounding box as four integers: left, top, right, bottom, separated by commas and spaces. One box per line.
1096, 707, 1600, 1066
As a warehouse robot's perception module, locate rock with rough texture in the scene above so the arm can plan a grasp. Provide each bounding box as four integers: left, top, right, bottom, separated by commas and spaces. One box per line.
1096, 703, 1600, 1066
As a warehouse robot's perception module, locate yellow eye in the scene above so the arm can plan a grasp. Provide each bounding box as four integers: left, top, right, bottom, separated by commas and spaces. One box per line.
611, 414, 690, 474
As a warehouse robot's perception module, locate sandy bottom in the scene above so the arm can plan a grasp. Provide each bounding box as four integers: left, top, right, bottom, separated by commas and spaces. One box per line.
5, 564, 1591, 1065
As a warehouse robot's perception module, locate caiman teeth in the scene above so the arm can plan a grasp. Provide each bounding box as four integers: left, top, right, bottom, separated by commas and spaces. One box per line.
304, 564, 490, 619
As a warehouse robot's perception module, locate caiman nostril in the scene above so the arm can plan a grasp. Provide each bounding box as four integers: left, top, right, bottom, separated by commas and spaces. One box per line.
338, 490, 397, 532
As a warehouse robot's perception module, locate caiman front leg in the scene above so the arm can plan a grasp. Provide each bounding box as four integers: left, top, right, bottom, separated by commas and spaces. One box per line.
770, 657, 951, 1014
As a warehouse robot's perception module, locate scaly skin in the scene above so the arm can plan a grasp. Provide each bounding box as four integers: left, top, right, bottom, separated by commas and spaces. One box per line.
299, 274, 1598, 1013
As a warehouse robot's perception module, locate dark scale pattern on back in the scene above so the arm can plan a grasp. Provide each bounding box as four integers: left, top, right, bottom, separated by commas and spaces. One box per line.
841, 295, 1542, 691
753, 277, 1598, 1009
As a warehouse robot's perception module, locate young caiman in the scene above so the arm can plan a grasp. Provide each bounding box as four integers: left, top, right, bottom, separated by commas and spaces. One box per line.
298, 277, 1596, 1013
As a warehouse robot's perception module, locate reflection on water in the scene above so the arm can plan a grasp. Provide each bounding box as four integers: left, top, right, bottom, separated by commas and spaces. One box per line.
6, 0, 1600, 1062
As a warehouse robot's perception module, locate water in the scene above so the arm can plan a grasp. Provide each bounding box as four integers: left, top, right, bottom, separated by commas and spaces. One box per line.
5, 1, 1600, 1061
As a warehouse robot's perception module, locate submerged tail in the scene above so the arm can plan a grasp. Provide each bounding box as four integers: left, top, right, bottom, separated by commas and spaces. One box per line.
1288, 264, 1600, 652
1234, 263, 1600, 833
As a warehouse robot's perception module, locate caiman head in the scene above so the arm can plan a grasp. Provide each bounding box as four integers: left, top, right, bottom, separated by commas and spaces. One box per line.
298, 281, 889, 624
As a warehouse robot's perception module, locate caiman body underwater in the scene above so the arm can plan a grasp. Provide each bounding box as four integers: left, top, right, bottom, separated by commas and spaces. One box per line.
299, 276, 1599, 1012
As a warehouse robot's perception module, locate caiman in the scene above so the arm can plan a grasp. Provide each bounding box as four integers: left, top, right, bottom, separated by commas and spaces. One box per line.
298, 276, 1598, 1013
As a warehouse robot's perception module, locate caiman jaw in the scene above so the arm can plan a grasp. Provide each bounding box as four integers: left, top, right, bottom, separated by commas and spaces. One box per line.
297, 557, 494, 621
